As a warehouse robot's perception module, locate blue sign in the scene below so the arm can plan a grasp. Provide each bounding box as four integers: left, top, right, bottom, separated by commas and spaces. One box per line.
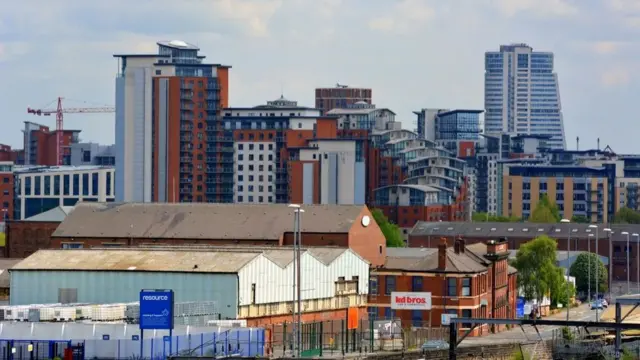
163, 336, 170, 342
516, 297, 525, 318
102, 335, 110, 341
139, 289, 174, 330
131, 335, 139, 341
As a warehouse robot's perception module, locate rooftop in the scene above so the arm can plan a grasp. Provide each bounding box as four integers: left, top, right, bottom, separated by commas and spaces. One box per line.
381, 242, 489, 273
13, 165, 113, 174
410, 221, 640, 242
11, 247, 356, 273
53, 202, 368, 240
23, 206, 75, 222
326, 107, 396, 116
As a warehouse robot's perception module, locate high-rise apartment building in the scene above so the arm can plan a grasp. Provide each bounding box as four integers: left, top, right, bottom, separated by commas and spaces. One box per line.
484, 44, 566, 149
315, 84, 372, 114
114, 40, 230, 203
22, 121, 80, 165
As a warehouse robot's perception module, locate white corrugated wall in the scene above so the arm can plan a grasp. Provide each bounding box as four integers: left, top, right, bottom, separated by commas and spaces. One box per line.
237, 250, 369, 306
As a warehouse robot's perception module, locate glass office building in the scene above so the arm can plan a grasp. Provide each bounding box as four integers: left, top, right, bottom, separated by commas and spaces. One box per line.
484, 44, 566, 150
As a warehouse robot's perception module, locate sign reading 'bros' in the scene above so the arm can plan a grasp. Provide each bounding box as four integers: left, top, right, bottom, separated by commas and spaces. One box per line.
391, 292, 432, 310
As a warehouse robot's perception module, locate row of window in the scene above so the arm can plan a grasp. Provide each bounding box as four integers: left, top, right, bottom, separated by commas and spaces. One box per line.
370, 276, 473, 297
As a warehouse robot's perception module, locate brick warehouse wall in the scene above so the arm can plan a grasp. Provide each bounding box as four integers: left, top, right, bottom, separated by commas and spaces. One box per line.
6, 221, 61, 258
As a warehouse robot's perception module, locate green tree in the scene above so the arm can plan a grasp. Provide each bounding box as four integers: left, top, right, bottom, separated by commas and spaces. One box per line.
472, 212, 521, 222
569, 252, 608, 295
529, 194, 561, 223
513, 235, 565, 302
370, 209, 405, 247
613, 207, 640, 224
571, 215, 590, 224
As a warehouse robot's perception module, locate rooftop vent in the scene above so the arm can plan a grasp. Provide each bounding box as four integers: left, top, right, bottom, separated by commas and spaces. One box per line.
572, 229, 578, 233
538, 228, 544, 232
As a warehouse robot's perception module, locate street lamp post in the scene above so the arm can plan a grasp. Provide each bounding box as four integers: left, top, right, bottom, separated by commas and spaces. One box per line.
604, 228, 613, 298
623, 232, 630, 294
560, 218, 571, 322
634, 233, 640, 294
588, 234, 594, 303
589, 224, 599, 321
288, 204, 305, 358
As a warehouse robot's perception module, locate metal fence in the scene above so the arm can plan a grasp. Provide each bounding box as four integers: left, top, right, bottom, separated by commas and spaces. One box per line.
0, 328, 264, 360
82, 328, 265, 360
264, 318, 449, 356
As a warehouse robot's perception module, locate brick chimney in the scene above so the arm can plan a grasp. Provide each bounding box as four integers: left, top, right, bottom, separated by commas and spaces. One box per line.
487, 237, 508, 256
438, 237, 448, 270
455, 237, 465, 254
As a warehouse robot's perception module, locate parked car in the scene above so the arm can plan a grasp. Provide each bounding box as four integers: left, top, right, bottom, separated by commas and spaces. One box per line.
591, 300, 604, 310
421, 340, 449, 350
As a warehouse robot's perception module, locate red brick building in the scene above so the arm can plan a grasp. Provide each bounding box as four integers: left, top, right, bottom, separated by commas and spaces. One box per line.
0, 162, 13, 222
22, 121, 80, 165
0, 145, 23, 164
4, 206, 75, 258
50, 202, 387, 266
368, 237, 517, 336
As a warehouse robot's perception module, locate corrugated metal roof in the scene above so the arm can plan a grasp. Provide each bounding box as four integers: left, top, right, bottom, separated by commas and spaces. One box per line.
410, 221, 640, 242
0, 259, 24, 288
11, 247, 360, 273
53, 203, 366, 240
12, 249, 262, 273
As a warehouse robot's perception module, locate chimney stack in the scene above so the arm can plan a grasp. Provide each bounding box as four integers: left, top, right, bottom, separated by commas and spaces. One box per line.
438, 237, 448, 270
457, 237, 465, 254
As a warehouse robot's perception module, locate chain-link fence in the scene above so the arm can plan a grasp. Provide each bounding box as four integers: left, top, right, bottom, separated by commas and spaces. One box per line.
264, 318, 449, 357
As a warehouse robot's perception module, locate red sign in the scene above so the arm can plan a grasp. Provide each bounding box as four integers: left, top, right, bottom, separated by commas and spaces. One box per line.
391, 292, 432, 310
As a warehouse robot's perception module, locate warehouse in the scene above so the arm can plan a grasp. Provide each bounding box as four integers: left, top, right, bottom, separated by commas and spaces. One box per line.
50, 202, 386, 266
9, 246, 370, 326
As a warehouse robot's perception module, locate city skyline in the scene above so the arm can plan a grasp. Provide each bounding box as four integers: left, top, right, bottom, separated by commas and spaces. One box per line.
1, 1, 639, 152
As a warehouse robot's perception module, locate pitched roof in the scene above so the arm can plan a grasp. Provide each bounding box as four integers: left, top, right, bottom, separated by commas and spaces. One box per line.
25, 206, 75, 222
12, 248, 261, 273
382, 247, 487, 273
0, 259, 23, 288
466, 243, 517, 274
52, 203, 366, 240
11, 246, 361, 273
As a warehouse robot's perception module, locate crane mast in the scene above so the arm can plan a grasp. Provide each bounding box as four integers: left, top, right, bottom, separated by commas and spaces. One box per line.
27, 97, 115, 165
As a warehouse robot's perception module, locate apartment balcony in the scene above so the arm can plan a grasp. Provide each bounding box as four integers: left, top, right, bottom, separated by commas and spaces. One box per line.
180, 157, 193, 162
180, 91, 193, 100
180, 167, 192, 173
220, 157, 234, 164
180, 136, 192, 142
180, 178, 192, 184
180, 126, 193, 131
220, 147, 234, 153
180, 146, 193, 152
181, 83, 194, 90
205, 188, 233, 195
205, 178, 223, 184
181, 115, 194, 121
206, 167, 234, 174
179, 188, 193, 195
276, 168, 287, 174
275, 188, 288, 195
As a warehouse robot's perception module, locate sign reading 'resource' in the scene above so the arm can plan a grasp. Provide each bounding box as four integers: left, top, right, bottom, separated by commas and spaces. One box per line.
139, 290, 174, 330
391, 292, 432, 310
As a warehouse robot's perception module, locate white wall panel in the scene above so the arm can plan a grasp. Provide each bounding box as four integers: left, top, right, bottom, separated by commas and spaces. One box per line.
237, 249, 369, 307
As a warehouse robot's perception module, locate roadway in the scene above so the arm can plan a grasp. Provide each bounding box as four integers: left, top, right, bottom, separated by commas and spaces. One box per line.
460, 303, 598, 346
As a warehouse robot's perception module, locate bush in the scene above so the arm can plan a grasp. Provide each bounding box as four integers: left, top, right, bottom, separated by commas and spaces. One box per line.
562, 326, 574, 341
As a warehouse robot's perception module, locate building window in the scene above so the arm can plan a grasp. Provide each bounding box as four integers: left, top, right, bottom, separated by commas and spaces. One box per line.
412, 276, 423, 292
385, 276, 396, 295
461, 309, 472, 328
82, 174, 89, 196
384, 307, 395, 319
34, 176, 41, 196
251, 283, 256, 304
447, 278, 457, 297
462, 278, 471, 296
411, 310, 422, 327
368, 307, 378, 320
369, 276, 378, 295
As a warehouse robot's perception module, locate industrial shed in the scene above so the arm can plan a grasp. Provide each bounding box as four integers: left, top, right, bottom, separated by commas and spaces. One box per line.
9, 246, 370, 326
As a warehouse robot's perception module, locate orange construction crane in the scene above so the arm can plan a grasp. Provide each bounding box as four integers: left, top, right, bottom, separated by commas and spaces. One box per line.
27, 97, 115, 166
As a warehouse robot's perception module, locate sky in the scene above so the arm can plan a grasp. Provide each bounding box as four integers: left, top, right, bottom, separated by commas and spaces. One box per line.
1, 0, 639, 153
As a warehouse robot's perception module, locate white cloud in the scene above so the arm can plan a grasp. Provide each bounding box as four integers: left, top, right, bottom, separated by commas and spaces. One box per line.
368, 0, 435, 33
601, 67, 632, 87
609, 0, 640, 13
0, 42, 30, 63
493, 0, 578, 17
588, 41, 628, 55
